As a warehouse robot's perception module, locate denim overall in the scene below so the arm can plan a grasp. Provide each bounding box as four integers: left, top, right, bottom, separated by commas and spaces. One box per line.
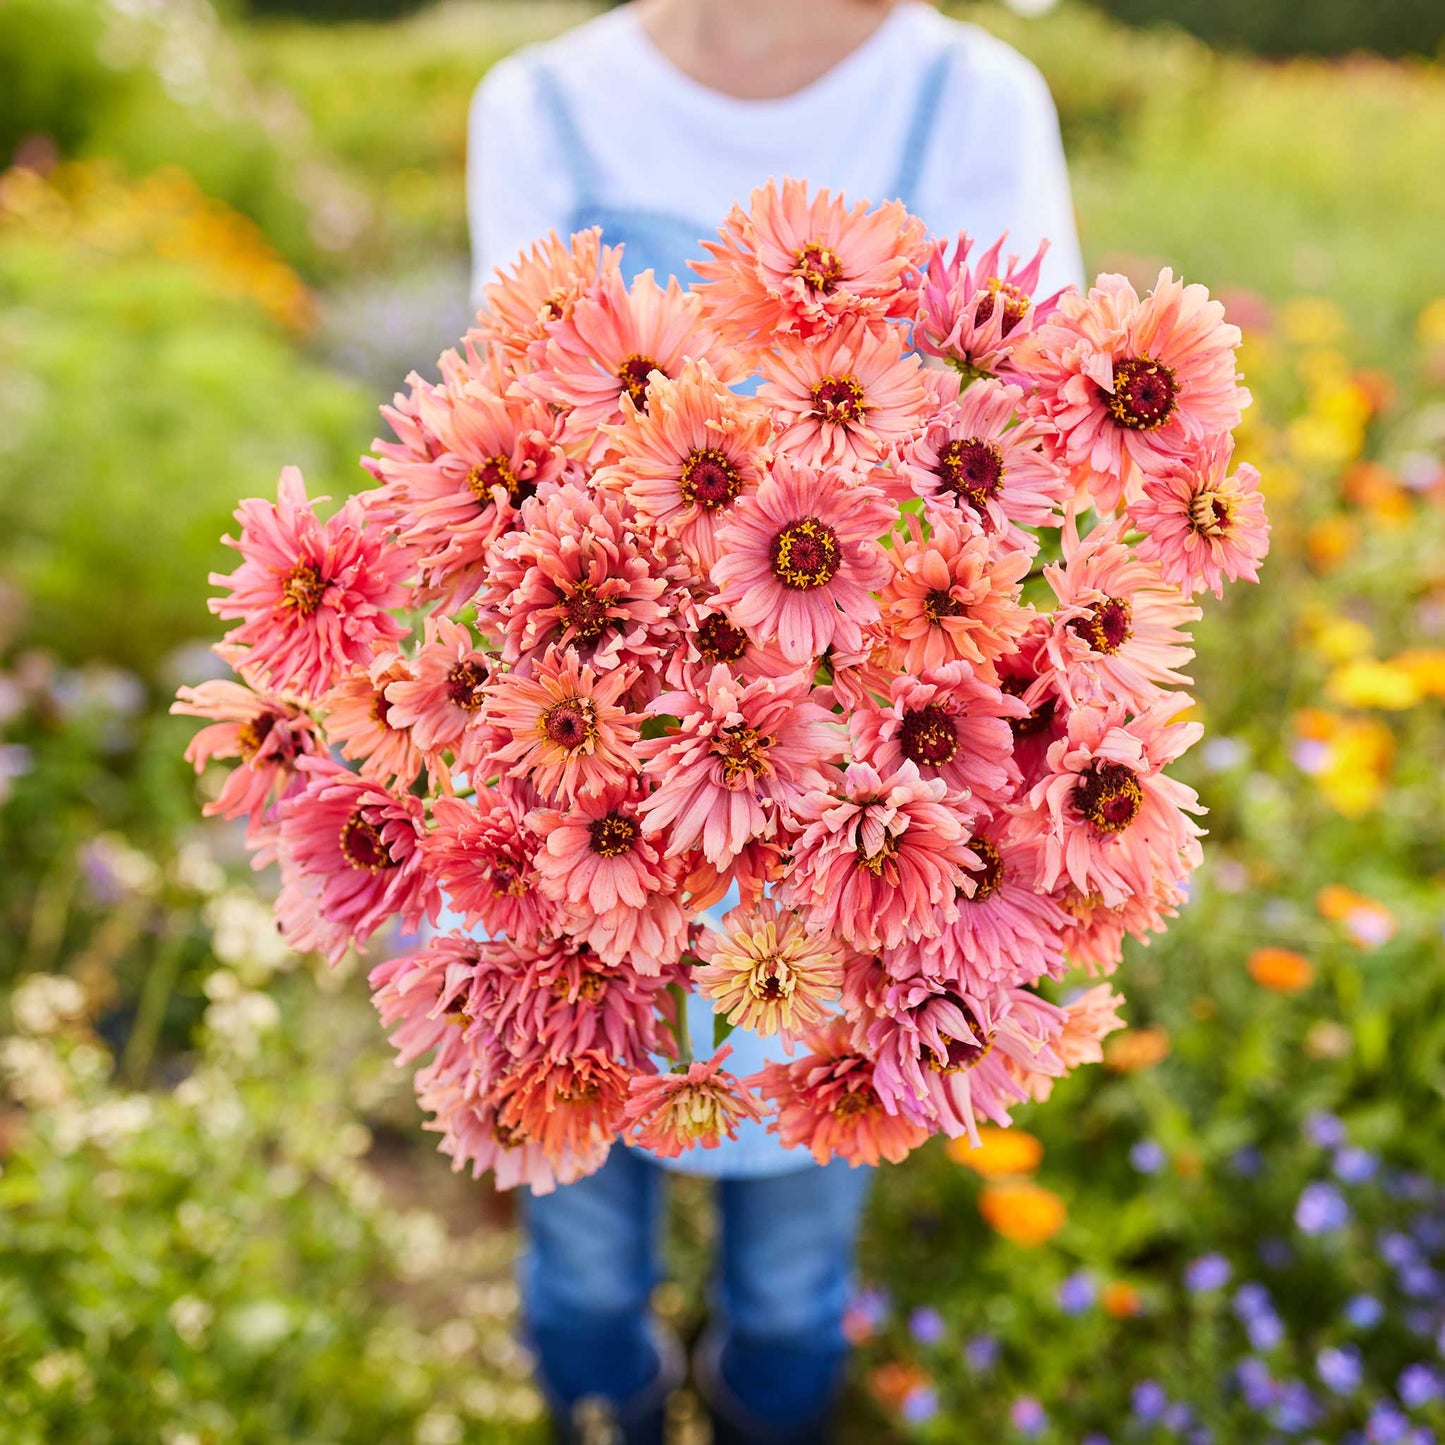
526, 43, 957, 1178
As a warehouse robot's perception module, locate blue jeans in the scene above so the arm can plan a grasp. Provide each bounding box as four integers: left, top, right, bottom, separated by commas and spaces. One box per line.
520, 1147, 873, 1433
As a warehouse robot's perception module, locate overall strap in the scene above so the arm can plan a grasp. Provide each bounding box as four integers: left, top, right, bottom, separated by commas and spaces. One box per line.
889, 43, 961, 211
530, 61, 597, 207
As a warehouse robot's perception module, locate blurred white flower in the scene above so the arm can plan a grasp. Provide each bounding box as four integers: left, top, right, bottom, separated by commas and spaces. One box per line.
10, 973, 87, 1036
167, 1295, 214, 1349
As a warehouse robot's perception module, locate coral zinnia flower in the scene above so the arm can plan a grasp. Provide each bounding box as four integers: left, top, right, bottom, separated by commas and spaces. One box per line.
1056, 878, 1184, 977
209, 467, 411, 702
711, 457, 893, 665
692, 898, 842, 1038
848, 661, 1025, 816
275, 757, 437, 964
490, 1046, 633, 1165
381, 617, 491, 768
477, 481, 682, 674
368, 933, 484, 1072
662, 597, 804, 692
783, 761, 975, 952
624, 1046, 765, 1158
595, 357, 773, 577
529, 783, 689, 973
693, 178, 927, 354
1127, 433, 1270, 598
876, 515, 1034, 677
1013, 983, 1127, 1102
915, 232, 1063, 381
524, 268, 743, 461
1022, 269, 1250, 510
474, 226, 621, 367
1020, 696, 1205, 909
1042, 518, 1201, 711
478, 647, 642, 805
636, 665, 842, 866
758, 317, 929, 471
423, 792, 553, 944
753, 1019, 929, 1166
172, 676, 320, 826
892, 378, 1069, 542
322, 654, 424, 790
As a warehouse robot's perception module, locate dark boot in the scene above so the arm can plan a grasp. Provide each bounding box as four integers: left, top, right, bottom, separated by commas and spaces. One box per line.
692, 1327, 835, 1445
549, 1325, 684, 1445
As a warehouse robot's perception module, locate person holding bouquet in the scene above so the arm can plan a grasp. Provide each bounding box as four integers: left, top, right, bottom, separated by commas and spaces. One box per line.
465, 2, 1083, 1441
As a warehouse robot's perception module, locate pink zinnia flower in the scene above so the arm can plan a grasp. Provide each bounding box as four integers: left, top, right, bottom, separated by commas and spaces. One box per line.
361, 369, 444, 529
624, 1045, 765, 1158
1019, 696, 1205, 910
662, 597, 803, 692
915, 232, 1063, 380
594, 357, 773, 577
490, 1047, 633, 1165
995, 616, 1069, 787
680, 834, 788, 915
848, 662, 1025, 815
1012, 983, 1127, 1101
368, 933, 483, 1072
753, 1019, 929, 1166
892, 378, 1069, 541
1056, 877, 1185, 976
423, 793, 553, 944
321, 655, 424, 790
636, 665, 842, 866
478, 647, 642, 804
692, 898, 842, 1038
867, 981, 1067, 1145
477, 482, 682, 674
529, 783, 688, 973
758, 317, 929, 471
209, 467, 411, 701
1042, 519, 1201, 710
692, 178, 926, 353
524, 268, 742, 461
711, 458, 893, 665
1127, 433, 1270, 598
172, 677, 320, 825
782, 760, 975, 952
1022, 269, 1250, 510
474, 226, 621, 367
876, 515, 1034, 677
275, 757, 437, 964
381, 616, 491, 766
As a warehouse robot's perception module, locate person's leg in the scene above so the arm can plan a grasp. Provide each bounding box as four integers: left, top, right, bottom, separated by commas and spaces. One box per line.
519, 1145, 674, 1434
706, 1160, 875, 1440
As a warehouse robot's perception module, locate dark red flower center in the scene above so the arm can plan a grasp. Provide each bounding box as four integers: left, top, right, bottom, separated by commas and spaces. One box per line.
541, 696, 597, 751
1001, 675, 1057, 739
1189, 489, 1235, 537
490, 858, 527, 897
617, 353, 661, 411
467, 454, 532, 505
809, 372, 868, 424
928, 1003, 995, 1072
1105, 355, 1178, 431
964, 838, 1005, 902
588, 811, 638, 858
899, 704, 959, 767
563, 580, 611, 642
923, 589, 964, 625
445, 659, 488, 711
1071, 596, 1133, 655
1073, 761, 1144, 834
974, 278, 1030, 336
715, 724, 774, 784
792, 240, 844, 295
936, 437, 1006, 512
680, 447, 742, 511
770, 517, 842, 590
281, 560, 327, 617
696, 612, 750, 664
340, 809, 396, 872
237, 711, 277, 761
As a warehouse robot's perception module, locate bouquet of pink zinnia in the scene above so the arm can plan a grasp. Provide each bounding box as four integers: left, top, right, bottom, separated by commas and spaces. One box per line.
176, 178, 1268, 1192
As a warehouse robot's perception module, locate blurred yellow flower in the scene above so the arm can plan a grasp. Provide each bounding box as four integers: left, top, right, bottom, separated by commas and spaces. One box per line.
1325, 658, 1423, 711
1103, 1027, 1170, 1073
1281, 297, 1348, 347
946, 1127, 1043, 1177
1418, 297, 1445, 350
977, 1181, 1067, 1247
1341, 461, 1412, 526
1304, 515, 1359, 573
1300, 613, 1374, 664
1100, 1281, 1143, 1319
1314, 719, 1394, 817
1247, 946, 1314, 993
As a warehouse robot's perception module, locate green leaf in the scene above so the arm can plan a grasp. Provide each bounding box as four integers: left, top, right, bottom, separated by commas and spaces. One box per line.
712, 1014, 736, 1052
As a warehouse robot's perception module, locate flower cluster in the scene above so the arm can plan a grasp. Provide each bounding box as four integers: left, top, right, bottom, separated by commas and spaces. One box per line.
177, 179, 1265, 1190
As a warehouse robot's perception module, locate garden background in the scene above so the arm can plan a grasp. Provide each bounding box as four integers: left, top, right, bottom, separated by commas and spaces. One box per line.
2, 0, 1444, 1440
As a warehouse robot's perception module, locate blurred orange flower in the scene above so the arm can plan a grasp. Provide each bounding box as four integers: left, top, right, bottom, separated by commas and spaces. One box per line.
1247, 946, 1314, 992
1316, 885, 1397, 948
1305, 515, 1359, 573
1101, 1281, 1143, 1319
1103, 1027, 1170, 1073
945, 1127, 1043, 1177
868, 1361, 930, 1411
1392, 649, 1445, 700
977, 1181, 1067, 1247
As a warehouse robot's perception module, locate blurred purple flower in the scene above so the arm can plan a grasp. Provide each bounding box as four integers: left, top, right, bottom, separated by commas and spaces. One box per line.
1381, 1232, 1420, 1269
1398, 1363, 1442, 1409
1296, 1182, 1352, 1235
1344, 1294, 1385, 1330
1163, 1402, 1193, 1431
1058, 1270, 1097, 1315
1399, 1264, 1441, 1300
1248, 1312, 1285, 1352
1260, 1237, 1294, 1270
965, 1334, 999, 1372
1317, 1344, 1364, 1395
1082, 1434, 1112, 1445
1131, 1379, 1168, 1421
0, 743, 31, 805
1235, 1357, 1276, 1411
1186, 1428, 1214, 1445
1185, 1253, 1232, 1293
1410, 1214, 1445, 1252
1272, 1379, 1320, 1433
1230, 1145, 1264, 1178
1305, 1112, 1348, 1149
1405, 1308, 1437, 1340
901, 1384, 940, 1424
1335, 1147, 1379, 1184
849, 1286, 891, 1332
1366, 1401, 1412, 1444
1131, 1140, 1167, 1174
1010, 1396, 1047, 1437
908, 1306, 946, 1347
1234, 1283, 1275, 1321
